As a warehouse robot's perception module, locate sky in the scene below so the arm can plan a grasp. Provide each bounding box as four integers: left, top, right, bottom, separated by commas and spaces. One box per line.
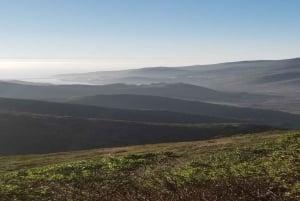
0, 0, 300, 78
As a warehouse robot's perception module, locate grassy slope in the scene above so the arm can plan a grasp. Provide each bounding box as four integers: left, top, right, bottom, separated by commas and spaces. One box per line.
0, 130, 299, 201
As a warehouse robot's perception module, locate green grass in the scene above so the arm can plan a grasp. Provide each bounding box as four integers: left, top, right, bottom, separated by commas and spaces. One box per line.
0, 130, 299, 201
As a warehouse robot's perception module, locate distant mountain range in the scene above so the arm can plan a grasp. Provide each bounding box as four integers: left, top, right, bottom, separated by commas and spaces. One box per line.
53, 58, 300, 113
0, 81, 272, 103
56, 58, 300, 92
0, 58, 299, 155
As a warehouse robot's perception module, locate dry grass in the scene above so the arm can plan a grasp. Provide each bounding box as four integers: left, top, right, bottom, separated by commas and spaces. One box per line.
0, 130, 281, 172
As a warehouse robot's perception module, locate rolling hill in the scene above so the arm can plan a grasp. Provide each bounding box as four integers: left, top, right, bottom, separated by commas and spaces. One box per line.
51, 58, 300, 113
1, 96, 300, 128
70, 94, 300, 128
55, 58, 300, 92
0, 81, 270, 104
1, 81, 289, 113
0, 112, 272, 155
0, 97, 234, 124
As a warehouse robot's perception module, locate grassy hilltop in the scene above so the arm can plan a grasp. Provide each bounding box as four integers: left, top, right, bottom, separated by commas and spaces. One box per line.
0, 130, 299, 201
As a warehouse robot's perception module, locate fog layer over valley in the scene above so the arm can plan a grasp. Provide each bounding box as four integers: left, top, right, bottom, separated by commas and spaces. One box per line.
2, 58, 300, 114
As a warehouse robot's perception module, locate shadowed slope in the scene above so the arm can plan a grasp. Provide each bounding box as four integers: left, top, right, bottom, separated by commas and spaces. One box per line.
0, 112, 272, 155
0, 97, 234, 124
71, 94, 300, 128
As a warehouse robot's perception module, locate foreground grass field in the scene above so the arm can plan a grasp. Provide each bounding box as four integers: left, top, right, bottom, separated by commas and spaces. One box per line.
0, 130, 299, 201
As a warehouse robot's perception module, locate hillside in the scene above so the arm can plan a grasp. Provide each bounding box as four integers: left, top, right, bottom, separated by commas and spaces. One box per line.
0, 112, 272, 155
1, 80, 295, 114
1, 130, 299, 201
0, 81, 270, 104
0, 97, 234, 124
71, 94, 300, 128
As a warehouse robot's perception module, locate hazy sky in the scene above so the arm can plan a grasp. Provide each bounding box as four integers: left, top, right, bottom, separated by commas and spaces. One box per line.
1, 0, 300, 78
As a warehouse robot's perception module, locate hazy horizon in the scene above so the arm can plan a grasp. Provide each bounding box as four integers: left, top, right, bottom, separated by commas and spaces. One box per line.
1, 56, 300, 80
1, 0, 300, 79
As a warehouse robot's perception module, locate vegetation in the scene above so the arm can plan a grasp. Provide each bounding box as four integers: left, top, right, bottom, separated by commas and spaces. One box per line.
0, 130, 299, 201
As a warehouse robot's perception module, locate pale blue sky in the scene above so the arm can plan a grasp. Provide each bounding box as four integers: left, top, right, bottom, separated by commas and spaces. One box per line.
0, 0, 300, 78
